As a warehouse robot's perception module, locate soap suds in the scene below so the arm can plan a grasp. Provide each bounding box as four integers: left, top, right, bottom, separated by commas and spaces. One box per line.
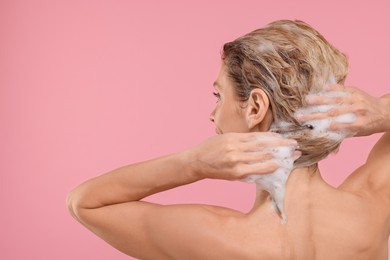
244, 77, 356, 223
296, 88, 357, 141
242, 145, 296, 223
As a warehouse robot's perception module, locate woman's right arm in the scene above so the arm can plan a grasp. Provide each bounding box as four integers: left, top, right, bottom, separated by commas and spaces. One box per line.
67, 132, 288, 214
67, 132, 296, 258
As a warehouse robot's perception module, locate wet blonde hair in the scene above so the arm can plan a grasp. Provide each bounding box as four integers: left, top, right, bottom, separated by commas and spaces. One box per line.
222, 20, 348, 166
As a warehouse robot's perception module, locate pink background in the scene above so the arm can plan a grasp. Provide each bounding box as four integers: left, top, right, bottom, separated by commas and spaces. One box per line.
1, 0, 389, 259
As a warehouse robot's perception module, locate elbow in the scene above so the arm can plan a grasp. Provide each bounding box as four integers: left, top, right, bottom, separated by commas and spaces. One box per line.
66, 190, 78, 220
66, 189, 86, 222
66, 186, 96, 225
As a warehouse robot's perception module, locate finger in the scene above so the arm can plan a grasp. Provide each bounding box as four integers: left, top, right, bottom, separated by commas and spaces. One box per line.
296, 111, 328, 122
244, 132, 282, 142
329, 122, 352, 132
324, 84, 358, 95
244, 133, 297, 147
329, 119, 358, 132
296, 106, 356, 122
239, 160, 280, 175
305, 95, 334, 105
243, 141, 296, 154
323, 84, 346, 91
241, 144, 297, 162
305, 94, 350, 106
260, 138, 297, 147
238, 151, 274, 162
305, 84, 357, 106
297, 104, 338, 116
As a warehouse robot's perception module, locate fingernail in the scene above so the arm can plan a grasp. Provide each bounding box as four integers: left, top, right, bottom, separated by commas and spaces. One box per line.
288, 140, 297, 146
305, 95, 314, 103
293, 150, 302, 160
295, 114, 305, 121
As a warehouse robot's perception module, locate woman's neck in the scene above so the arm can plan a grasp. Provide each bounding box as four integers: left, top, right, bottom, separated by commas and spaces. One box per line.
249, 166, 327, 214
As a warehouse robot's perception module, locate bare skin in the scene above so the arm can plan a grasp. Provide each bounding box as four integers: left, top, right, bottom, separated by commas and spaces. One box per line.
67, 65, 390, 259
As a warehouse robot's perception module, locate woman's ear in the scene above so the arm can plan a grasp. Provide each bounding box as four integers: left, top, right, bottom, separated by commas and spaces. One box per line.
245, 88, 271, 130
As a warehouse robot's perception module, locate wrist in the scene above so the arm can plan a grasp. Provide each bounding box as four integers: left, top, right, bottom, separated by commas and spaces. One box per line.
179, 149, 206, 181
380, 94, 390, 132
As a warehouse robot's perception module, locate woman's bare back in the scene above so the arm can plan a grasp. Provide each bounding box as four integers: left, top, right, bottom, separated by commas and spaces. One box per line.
146, 166, 389, 260
244, 169, 389, 260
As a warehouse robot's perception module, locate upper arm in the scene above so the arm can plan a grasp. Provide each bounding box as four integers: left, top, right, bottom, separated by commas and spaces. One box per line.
366, 132, 390, 165
73, 201, 244, 259
342, 132, 390, 201
365, 132, 390, 198
74, 201, 164, 259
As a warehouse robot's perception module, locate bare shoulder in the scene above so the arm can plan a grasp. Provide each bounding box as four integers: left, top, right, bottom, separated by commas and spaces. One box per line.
337, 133, 390, 237
145, 203, 260, 259
339, 132, 390, 203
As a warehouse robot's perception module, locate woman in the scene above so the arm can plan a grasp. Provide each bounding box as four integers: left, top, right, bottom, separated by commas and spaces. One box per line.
67, 20, 390, 259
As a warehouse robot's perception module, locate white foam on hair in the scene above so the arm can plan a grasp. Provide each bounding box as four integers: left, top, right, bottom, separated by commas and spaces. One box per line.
279, 23, 298, 31
244, 75, 357, 223
257, 40, 274, 53
242, 145, 296, 223
326, 73, 337, 85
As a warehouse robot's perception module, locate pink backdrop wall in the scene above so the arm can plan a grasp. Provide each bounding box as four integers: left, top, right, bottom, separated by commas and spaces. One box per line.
1, 0, 389, 259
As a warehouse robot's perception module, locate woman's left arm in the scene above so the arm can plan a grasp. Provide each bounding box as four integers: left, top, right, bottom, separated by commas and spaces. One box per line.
299, 85, 390, 137
363, 94, 390, 200
299, 86, 390, 199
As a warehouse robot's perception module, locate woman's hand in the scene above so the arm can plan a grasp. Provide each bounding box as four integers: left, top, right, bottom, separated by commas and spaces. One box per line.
186, 132, 299, 180
297, 85, 390, 137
